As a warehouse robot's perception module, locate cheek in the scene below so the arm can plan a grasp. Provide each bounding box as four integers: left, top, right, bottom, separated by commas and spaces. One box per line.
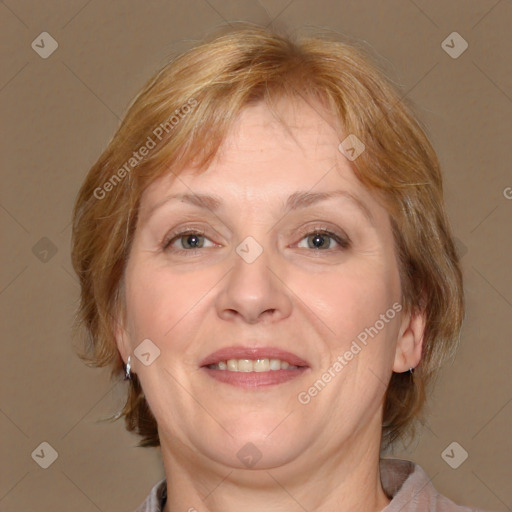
123, 258, 216, 344
295, 258, 401, 340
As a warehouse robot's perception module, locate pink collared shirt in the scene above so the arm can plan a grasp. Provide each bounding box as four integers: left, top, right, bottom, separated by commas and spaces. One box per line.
135, 458, 490, 511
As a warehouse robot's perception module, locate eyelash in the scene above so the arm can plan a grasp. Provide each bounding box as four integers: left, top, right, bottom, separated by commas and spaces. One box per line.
161, 225, 351, 254
162, 228, 208, 253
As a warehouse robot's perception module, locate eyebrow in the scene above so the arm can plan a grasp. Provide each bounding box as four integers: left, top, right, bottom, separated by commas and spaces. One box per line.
142, 190, 374, 225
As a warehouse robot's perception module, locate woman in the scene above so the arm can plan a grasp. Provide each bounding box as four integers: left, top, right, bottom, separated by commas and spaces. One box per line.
71, 23, 487, 512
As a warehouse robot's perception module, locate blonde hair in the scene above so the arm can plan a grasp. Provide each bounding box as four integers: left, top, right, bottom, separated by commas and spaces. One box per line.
71, 23, 464, 451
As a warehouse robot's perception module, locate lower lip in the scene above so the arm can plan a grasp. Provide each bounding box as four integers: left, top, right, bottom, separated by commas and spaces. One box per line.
201, 367, 309, 388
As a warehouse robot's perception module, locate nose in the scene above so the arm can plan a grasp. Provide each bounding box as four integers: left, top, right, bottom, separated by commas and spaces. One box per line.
215, 243, 293, 324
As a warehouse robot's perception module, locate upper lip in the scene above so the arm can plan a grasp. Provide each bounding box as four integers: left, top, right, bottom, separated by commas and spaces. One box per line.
200, 346, 310, 368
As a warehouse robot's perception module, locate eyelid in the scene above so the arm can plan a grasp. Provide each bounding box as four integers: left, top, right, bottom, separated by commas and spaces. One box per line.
161, 226, 211, 251
293, 224, 351, 250
161, 222, 351, 253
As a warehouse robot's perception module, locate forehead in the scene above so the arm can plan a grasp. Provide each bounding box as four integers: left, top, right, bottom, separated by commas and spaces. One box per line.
139, 97, 372, 212
222, 96, 341, 153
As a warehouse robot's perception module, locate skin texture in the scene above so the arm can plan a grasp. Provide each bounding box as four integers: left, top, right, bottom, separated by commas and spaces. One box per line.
115, 96, 425, 512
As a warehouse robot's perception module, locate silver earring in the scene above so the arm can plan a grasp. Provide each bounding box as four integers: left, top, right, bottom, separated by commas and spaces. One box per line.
409, 367, 415, 374
125, 356, 132, 380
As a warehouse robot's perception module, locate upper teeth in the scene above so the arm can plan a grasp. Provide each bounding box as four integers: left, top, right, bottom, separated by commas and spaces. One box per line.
208, 359, 299, 372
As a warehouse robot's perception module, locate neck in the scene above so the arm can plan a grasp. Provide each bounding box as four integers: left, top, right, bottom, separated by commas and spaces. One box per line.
160, 424, 390, 512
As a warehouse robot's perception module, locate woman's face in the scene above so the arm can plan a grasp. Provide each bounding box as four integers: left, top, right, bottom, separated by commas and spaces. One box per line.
117, 97, 422, 470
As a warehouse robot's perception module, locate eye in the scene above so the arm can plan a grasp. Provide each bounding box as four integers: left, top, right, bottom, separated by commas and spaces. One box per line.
296, 228, 350, 251
162, 229, 216, 252
161, 226, 350, 254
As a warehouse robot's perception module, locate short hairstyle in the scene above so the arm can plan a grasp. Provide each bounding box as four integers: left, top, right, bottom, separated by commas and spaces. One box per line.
71, 23, 464, 451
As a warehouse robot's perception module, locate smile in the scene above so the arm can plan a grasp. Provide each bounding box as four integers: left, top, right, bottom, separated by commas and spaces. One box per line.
207, 358, 301, 371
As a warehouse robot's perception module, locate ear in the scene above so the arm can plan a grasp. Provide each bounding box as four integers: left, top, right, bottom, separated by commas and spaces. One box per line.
393, 306, 426, 373
113, 310, 131, 366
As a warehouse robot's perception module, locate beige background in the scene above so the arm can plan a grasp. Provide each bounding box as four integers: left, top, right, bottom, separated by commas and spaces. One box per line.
1, 1, 511, 511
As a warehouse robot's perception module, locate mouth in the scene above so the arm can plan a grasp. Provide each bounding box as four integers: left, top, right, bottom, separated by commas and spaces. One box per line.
199, 346, 310, 389
206, 359, 302, 371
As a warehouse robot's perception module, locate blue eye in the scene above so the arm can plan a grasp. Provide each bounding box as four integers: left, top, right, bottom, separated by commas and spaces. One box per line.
297, 230, 350, 250
162, 227, 350, 254
162, 230, 214, 252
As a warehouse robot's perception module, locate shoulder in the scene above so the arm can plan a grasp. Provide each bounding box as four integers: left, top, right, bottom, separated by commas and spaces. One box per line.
134, 478, 167, 512
380, 458, 490, 512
